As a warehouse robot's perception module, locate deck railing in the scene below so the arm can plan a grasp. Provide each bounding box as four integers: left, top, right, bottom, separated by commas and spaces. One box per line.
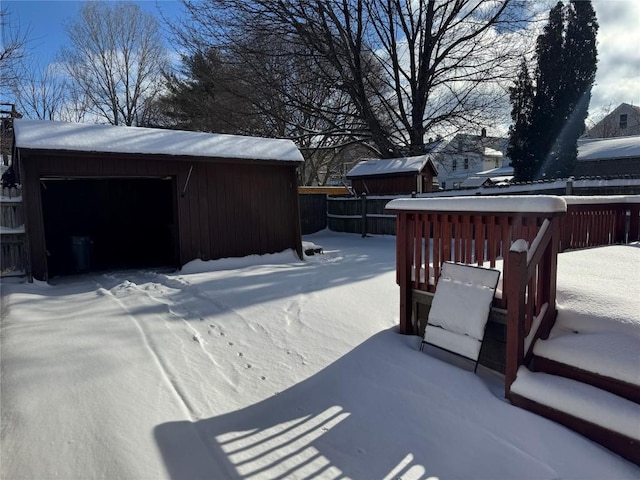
387, 194, 639, 396
505, 217, 561, 397
386, 196, 567, 336
560, 196, 640, 250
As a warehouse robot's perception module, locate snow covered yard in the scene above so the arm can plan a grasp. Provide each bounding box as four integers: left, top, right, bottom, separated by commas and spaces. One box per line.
1, 231, 638, 479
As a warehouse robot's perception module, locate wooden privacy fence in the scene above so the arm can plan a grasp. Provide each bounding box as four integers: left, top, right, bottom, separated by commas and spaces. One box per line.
1, 186, 26, 276
327, 194, 397, 236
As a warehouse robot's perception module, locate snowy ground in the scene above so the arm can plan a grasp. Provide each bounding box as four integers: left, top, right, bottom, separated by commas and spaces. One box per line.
1, 231, 638, 479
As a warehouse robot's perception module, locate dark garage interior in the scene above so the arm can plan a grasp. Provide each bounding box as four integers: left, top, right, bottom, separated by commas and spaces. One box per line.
40, 177, 178, 277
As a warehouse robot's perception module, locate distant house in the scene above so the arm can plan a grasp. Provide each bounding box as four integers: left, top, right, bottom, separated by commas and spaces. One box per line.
585, 103, 640, 138
346, 154, 438, 195
13, 120, 304, 280
461, 165, 515, 188
434, 132, 508, 190
573, 136, 640, 177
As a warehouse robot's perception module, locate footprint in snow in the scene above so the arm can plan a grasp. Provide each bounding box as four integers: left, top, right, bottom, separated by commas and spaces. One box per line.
245, 364, 252, 369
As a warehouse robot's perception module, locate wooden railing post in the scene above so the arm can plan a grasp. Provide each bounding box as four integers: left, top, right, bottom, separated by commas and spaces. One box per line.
397, 213, 414, 334
505, 248, 527, 398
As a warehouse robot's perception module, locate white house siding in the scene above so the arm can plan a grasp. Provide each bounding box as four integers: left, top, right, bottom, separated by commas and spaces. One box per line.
586, 103, 640, 138
434, 134, 506, 190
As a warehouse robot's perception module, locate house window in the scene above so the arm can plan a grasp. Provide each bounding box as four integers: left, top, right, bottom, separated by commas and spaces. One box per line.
620, 114, 628, 129
452, 160, 457, 171
464, 158, 469, 170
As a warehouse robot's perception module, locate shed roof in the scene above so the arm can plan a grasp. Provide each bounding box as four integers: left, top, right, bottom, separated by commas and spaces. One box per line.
460, 176, 492, 188
13, 120, 304, 163
346, 154, 437, 178
577, 136, 640, 161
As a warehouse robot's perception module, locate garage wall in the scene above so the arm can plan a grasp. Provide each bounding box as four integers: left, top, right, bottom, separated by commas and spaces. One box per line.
19, 151, 302, 280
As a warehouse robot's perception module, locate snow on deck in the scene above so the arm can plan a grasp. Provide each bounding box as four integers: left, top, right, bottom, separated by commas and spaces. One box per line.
511, 368, 640, 440
534, 243, 640, 386
13, 119, 304, 163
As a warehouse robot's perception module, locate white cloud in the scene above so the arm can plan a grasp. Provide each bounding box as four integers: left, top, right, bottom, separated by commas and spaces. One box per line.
590, 0, 640, 118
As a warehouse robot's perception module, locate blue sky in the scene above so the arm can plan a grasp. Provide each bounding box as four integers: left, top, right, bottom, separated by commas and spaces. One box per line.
4, 0, 639, 125
5, 0, 185, 62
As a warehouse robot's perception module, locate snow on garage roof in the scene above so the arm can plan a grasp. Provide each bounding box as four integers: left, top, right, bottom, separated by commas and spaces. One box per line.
13, 120, 304, 163
578, 136, 640, 161
347, 154, 436, 178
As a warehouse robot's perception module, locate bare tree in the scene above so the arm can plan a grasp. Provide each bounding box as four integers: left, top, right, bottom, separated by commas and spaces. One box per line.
13, 61, 67, 120
60, 1, 169, 125
177, 0, 537, 157
0, 8, 29, 96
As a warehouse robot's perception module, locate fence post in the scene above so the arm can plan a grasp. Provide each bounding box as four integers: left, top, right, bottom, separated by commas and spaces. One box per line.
565, 176, 574, 195
629, 204, 640, 242
361, 193, 367, 238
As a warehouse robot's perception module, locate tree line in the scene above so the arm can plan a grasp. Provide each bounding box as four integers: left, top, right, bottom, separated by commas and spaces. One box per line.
2, 0, 598, 184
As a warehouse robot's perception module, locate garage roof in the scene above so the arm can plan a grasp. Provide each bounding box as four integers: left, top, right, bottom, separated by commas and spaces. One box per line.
577, 136, 640, 161
14, 120, 304, 163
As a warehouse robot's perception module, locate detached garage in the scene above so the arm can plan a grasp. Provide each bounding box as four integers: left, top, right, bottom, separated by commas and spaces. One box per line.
13, 120, 304, 281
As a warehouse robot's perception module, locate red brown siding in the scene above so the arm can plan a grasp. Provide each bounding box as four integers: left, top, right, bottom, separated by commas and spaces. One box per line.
19, 150, 302, 280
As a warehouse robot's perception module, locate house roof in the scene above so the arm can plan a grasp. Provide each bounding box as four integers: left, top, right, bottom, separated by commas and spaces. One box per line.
441, 133, 508, 156
346, 154, 437, 178
577, 136, 640, 161
13, 120, 304, 163
476, 165, 514, 177
460, 176, 492, 188
483, 147, 503, 157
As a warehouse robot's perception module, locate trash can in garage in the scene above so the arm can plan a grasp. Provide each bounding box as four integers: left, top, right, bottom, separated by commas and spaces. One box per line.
71, 236, 92, 273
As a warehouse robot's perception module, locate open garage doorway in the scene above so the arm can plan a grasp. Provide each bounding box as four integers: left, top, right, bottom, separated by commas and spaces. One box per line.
40, 177, 178, 277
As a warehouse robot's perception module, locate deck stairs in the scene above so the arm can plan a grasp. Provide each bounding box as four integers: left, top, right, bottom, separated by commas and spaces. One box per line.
509, 323, 640, 465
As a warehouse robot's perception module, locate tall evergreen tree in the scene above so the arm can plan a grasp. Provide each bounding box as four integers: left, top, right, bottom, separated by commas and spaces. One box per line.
508, 1, 598, 181
529, 1, 566, 179
544, 0, 598, 178
507, 60, 536, 181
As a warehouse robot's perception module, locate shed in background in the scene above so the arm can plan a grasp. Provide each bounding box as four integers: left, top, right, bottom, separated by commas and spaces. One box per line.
13, 120, 304, 281
346, 155, 438, 196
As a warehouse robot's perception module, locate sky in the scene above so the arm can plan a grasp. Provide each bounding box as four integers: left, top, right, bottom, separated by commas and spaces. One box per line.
1, 230, 639, 478
3, 0, 640, 125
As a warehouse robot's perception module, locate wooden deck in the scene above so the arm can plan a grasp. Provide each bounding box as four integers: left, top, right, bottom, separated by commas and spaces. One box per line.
387, 195, 640, 464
